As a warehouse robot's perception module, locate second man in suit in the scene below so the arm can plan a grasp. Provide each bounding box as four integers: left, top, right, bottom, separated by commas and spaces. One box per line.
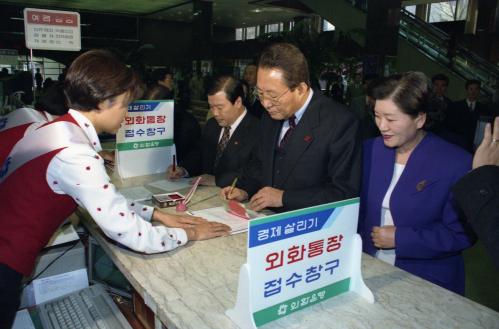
167, 76, 260, 187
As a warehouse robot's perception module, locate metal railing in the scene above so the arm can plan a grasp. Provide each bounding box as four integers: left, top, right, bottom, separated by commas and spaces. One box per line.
399, 9, 498, 97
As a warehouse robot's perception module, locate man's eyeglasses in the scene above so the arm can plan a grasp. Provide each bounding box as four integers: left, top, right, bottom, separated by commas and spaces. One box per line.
253, 88, 290, 105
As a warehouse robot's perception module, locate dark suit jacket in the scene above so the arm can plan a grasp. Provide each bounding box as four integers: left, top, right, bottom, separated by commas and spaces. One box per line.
181, 111, 260, 187
445, 99, 489, 151
239, 90, 362, 212
359, 133, 473, 294
173, 109, 201, 164
453, 165, 499, 269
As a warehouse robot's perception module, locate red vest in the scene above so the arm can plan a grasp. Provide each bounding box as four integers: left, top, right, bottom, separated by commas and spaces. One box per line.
0, 123, 32, 165
0, 114, 82, 275
0, 108, 49, 165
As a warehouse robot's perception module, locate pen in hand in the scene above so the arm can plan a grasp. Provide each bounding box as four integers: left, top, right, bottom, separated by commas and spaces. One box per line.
227, 177, 238, 199
172, 154, 176, 172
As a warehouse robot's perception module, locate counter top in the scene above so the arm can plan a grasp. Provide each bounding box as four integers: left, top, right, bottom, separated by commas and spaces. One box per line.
80, 173, 499, 329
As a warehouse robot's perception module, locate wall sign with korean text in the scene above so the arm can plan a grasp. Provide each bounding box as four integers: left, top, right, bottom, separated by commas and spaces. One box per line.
226, 198, 374, 329
24, 8, 81, 51
115, 100, 174, 178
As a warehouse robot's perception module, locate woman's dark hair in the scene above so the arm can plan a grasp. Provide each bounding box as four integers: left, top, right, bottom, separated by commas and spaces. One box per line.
258, 42, 310, 89
64, 49, 144, 111
371, 71, 444, 130
206, 75, 244, 104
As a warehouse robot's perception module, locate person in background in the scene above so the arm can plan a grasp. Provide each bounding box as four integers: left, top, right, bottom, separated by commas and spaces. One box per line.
146, 68, 174, 100
145, 70, 201, 164
35, 68, 43, 92
453, 116, 499, 269
446, 79, 488, 151
429, 73, 468, 149
358, 72, 474, 295
167, 75, 259, 187
0, 50, 230, 329
242, 63, 265, 118
42, 77, 55, 92
431, 73, 452, 110
222, 43, 361, 212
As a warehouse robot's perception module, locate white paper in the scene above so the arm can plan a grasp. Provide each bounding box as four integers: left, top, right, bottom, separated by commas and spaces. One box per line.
119, 185, 153, 201
45, 224, 79, 248
189, 206, 262, 234
147, 178, 191, 192
12, 309, 35, 329
33, 268, 88, 305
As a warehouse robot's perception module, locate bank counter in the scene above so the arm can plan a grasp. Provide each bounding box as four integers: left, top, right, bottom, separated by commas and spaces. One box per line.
78, 173, 499, 329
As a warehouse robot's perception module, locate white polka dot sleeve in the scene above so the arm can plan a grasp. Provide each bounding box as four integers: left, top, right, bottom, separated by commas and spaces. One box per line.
46, 144, 188, 253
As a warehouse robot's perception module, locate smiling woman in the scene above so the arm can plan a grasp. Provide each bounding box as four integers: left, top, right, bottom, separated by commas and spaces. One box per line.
359, 71, 474, 295
0, 49, 230, 328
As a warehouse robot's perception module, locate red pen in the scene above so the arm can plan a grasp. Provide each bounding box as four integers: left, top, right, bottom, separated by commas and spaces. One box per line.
172, 154, 176, 172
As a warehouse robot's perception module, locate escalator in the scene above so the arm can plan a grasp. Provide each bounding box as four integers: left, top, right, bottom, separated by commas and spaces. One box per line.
301, 0, 498, 99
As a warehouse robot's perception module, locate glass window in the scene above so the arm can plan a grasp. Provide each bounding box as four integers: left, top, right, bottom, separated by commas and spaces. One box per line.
322, 19, 335, 32
267, 23, 279, 33
404, 5, 416, 15
456, 0, 469, 20
235, 28, 243, 41
289, 21, 295, 31
428, 0, 466, 23
246, 26, 256, 39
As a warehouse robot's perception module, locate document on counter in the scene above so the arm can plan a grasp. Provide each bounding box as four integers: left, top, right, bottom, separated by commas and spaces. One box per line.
119, 185, 153, 202
189, 206, 263, 234
147, 178, 191, 192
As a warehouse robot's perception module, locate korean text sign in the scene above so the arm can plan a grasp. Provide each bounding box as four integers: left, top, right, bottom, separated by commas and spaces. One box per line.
248, 199, 359, 326
24, 8, 81, 51
115, 100, 174, 178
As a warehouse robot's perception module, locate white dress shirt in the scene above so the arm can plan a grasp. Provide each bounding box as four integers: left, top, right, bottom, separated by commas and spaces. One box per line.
279, 89, 314, 143
217, 108, 247, 142
376, 163, 405, 265
46, 110, 187, 253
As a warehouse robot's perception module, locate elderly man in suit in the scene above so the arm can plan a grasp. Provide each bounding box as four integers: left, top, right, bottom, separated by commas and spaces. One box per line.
167, 75, 260, 187
222, 43, 361, 212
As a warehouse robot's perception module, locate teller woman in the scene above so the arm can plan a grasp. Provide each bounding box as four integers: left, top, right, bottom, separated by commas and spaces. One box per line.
0, 49, 230, 328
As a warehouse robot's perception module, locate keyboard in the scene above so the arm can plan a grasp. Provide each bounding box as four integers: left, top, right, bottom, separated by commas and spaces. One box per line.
37, 284, 132, 329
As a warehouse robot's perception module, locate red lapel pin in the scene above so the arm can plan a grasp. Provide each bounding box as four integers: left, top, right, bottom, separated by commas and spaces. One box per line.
304, 135, 312, 142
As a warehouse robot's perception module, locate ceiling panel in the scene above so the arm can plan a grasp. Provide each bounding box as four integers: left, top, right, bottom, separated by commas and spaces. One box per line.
0, 0, 313, 27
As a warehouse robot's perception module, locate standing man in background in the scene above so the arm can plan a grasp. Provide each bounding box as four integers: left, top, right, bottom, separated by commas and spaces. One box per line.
223, 43, 361, 212
242, 63, 265, 118
447, 79, 488, 151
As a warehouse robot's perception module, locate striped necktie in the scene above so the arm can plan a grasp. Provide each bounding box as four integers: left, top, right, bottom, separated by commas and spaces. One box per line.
214, 126, 231, 166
